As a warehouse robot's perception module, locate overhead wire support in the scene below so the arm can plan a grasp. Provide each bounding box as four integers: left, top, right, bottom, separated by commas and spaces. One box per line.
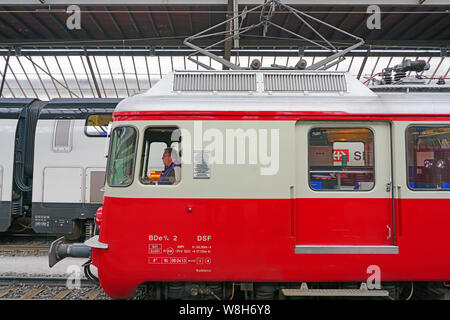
23, 55, 80, 98
0, 47, 10, 97
223, 0, 233, 70
84, 48, 102, 98
183, 0, 365, 71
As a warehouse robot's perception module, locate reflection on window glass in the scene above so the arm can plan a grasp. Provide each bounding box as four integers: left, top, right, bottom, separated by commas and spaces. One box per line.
407, 126, 450, 190
309, 128, 374, 191
85, 114, 113, 137
107, 126, 137, 186
140, 127, 181, 186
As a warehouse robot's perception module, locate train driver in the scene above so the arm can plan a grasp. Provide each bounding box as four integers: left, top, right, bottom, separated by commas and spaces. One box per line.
157, 147, 181, 185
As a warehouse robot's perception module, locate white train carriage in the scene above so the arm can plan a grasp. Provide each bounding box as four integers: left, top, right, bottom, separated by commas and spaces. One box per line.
0, 98, 38, 232
31, 99, 120, 238
0, 98, 121, 238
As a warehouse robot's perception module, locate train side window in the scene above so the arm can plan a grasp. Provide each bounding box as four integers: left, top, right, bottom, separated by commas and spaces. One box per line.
140, 127, 181, 186
53, 119, 74, 152
107, 126, 138, 187
85, 114, 113, 137
308, 128, 375, 191
406, 126, 450, 191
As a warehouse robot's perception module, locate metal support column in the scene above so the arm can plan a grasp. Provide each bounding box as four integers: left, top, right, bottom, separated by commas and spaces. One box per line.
223, 0, 233, 70
0, 47, 11, 97
357, 47, 371, 80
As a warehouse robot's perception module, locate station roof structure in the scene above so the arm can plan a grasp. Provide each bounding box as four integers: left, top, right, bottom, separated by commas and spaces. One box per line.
0, 0, 448, 99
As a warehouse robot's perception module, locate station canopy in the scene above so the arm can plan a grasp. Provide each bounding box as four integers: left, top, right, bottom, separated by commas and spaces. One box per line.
0, 0, 448, 99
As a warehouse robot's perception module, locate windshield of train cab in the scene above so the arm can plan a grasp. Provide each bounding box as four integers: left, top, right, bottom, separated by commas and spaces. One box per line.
107, 126, 138, 187
139, 127, 182, 186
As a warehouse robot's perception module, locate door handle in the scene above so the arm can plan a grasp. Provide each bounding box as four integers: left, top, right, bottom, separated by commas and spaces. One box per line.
386, 225, 392, 240
386, 182, 392, 192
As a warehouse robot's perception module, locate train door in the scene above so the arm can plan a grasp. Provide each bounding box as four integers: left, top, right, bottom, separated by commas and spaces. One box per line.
294, 121, 398, 254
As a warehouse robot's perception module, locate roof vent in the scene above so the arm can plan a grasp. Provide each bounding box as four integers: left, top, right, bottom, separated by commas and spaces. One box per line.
264, 73, 347, 92
173, 72, 257, 92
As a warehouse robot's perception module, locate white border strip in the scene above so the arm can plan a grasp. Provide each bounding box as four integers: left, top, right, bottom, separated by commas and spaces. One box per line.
295, 245, 399, 254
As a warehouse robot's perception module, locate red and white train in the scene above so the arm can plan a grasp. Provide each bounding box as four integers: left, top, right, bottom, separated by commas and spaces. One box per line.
51, 68, 450, 299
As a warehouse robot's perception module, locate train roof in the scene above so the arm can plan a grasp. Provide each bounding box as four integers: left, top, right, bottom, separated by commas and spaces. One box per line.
0, 98, 122, 120
46, 98, 123, 106
0, 98, 36, 119
115, 71, 450, 116
39, 98, 122, 119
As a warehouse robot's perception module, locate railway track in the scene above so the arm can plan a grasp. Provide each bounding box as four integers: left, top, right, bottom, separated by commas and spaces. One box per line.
0, 234, 55, 256
0, 244, 50, 256
0, 277, 109, 300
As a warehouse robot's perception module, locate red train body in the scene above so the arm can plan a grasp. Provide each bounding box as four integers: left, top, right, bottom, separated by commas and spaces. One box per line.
86, 71, 450, 299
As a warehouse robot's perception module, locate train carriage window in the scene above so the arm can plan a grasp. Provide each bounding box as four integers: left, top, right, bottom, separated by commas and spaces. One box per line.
85, 114, 113, 137
53, 119, 74, 152
308, 128, 375, 191
406, 126, 450, 191
140, 127, 181, 186
107, 126, 137, 187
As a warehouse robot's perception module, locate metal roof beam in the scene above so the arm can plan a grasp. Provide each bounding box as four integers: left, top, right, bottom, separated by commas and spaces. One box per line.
1, 1, 448, 5
1, 39, 449, 49
0, 17, 23, 41
3, 56, 26, 97
83, 48, 102, 98
0, 7, 42, 39
146, 7, 160, 37
144, 55, 152, 88
0, 47, 10, 97
105, 55, 119, 97
166, 6, 177, 36
28, 11, 63, 39
106, 6, 126, 39
379, 7, 417, 39
188, 7, 194, 35
46, 11, 78, 40
66, 56, 84, 97
126, 6, 144, 38
80, 54, 96, 96
0, 48, 446, 57
30, 56, 50, 99
0, 68, 14, 97
277, 12, 290, 38
86, 10, 110, 38
413, 13, 450, 40
357, 47, 370, 80
93, 55, 107, 97
16, 56, 38, 97
118, 55, 129, 96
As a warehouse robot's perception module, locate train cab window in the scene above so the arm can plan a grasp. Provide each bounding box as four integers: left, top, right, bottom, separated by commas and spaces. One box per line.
140, 127, 181, 186
406, 126, 450, 190
85, 114, 113, 137
107, 126, 138, 187
308, 128, 374, 191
